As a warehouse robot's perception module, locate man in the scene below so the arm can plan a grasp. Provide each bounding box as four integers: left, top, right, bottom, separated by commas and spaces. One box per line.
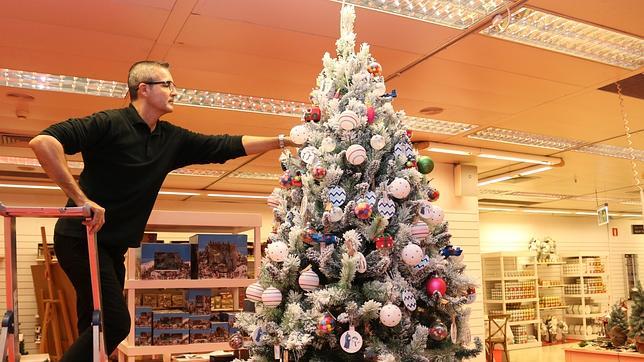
29, 60, 291, 360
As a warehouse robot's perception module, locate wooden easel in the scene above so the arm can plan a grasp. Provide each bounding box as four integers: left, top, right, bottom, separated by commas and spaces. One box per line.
39, 226, 75, 361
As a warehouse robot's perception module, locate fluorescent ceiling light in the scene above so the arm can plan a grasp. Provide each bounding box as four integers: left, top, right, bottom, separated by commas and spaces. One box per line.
481, 7, 644, 70
469, 127, 644, 162
207, 193, 269, 199
333, 0, 509, 29
423, 142, 561, 165
478, 163, 555, 186
479, 207, 516, 212
523, 209, 572, 215
479, 153, 552, 165
518, 166, 552, 176
0, 183, 60, 190
574, 211, 597, 216
478, 175, 514, 186
621, 213, 643, 218
0, 68, 476, 136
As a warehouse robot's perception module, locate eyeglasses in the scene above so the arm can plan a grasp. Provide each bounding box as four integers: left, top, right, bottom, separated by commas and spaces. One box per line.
142, 80, 177, 91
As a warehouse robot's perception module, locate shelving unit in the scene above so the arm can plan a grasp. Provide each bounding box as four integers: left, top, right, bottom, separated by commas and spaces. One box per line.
537, 260, 566, 336
482, 252, 542, 350
117, 210, 262, 362
560, 253, 609, 341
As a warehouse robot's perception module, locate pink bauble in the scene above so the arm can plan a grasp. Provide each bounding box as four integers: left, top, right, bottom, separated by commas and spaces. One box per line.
261, 286, 283, 307
426, 277, 447, 297
245, 282, 264, 302
354, 201, 373, 220
366, 106, 375, 124
346, 144, 367, 165
339, 110, 360, 131
411, 221, 430, 242
298, 269, 320, 291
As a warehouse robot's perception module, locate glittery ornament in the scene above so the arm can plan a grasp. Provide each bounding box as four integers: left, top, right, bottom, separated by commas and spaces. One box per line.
379, 304, 402, 327
354, 201, 373, 220
312, 165, 327, 179
298, 269, 320, 291
426, 277, 447, 298
429, 320, 448, 341
370, 134, 386, 150
317, 312, 336, 334
245, 282, 264, 302
279, 171, 292, 188
229, 332, 244, 349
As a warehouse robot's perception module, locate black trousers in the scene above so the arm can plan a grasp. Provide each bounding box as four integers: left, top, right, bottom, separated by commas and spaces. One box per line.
54, 234, 131, 361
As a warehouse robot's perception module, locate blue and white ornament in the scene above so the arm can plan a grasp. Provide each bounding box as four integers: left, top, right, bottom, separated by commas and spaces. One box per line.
328, 186, 347, 206
394, 142, 413, 159
402, 290, 417, 311
377, 197, 396, 219
364, 191, 377, 205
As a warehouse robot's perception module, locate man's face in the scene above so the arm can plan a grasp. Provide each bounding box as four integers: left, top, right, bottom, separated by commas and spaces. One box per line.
141, 67, 177, 114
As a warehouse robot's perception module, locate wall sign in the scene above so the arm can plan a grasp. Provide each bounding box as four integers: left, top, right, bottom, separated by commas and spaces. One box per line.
632, 224, 644, 235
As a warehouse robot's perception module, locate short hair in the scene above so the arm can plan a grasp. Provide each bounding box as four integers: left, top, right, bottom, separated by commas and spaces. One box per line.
127, 61, 170, 101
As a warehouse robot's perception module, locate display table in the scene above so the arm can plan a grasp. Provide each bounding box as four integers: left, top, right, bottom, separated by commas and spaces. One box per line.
565, 346, 644, 361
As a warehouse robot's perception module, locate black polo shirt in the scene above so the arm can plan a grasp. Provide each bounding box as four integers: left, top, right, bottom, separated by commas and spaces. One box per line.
41, 104, 246, 248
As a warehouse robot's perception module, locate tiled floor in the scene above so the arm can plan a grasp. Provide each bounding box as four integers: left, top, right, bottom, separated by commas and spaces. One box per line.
503, 342, 577, 362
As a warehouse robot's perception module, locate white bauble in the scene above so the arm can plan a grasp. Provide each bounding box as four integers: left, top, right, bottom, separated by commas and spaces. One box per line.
426, 204, 445, 226
379, 304, 402, 327
346, 144, 367, 165
411, 221, 430, 242
289, 125, 309, 145
370, 135, 386, 150
401, 243, 424, 266
338, 110, 359, 131
267, 241, 288, 262
261, 286, 282, 307
326, 206, 344, 222
388, 177, 411, 199
300, 146, 318, 164
320, 137, 336, 153
298, 269, 320, 291
245, 282, 264, 302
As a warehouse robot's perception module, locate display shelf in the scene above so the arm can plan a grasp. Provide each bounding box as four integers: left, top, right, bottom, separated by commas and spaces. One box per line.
540, 306, 566, 310
538, 285, 564, 288
537, 262, 566, 265
564, 313, 604, 318
118, 210, 262, 362
564, 293, 608, 298
563, 273, 607, 277
483, 276, 538, 281
508, 319, 540, 326
484, 297, 539, 304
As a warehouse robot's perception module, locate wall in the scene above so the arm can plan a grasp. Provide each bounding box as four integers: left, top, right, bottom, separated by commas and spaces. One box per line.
0, 161, 484, 359
480, 212, 644, 303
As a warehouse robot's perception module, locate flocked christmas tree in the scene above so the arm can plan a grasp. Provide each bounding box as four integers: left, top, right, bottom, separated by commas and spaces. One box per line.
235, 5, 482, 361
629, 282, 644, 340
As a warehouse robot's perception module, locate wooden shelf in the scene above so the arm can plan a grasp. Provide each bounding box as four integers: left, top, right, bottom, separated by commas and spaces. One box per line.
145, 210, 261, 233
484, 276, 537, 281
540, 306, 567, 310
538, 285, 564, 288
564, 293, 608, 298
485, 297, 538, 304
563, 273, 607, 278
537, 262, 566, 265
508, 319, 540, 325
125, 278, 255, 289
565, 313, 604, 318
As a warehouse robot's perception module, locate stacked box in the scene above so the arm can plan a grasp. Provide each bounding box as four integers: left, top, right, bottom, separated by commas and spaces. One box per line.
189, 315, 211, 330
141, 243, 191, 280
189, 328, 211, 344
135, 306, 152, 327
189, 234, 248, 279
153, 310, 189, 330
186, 289, 212, 314
210, 322, 229, 342
153, 329, 189, 345
135, 327, 152, 346
141, 294, 158, 308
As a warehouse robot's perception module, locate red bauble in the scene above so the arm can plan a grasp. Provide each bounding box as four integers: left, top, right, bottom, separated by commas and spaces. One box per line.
426, 277, 447, 297
312, 166, 327, 179
304, 107, 321, 122
367, 62, 382, 76
429, 190, 440, 201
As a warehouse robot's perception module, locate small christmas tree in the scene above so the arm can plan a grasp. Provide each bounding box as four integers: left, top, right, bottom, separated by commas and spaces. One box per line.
608, 302, 629, 332
629, 282, 644, 339
235, 4, 482, 361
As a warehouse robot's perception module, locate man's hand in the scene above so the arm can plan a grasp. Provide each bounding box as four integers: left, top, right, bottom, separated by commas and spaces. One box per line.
82, 200, 105, 234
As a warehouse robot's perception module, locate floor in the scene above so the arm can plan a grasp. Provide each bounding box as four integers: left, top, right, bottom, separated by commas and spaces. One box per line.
497, 342, 577, 362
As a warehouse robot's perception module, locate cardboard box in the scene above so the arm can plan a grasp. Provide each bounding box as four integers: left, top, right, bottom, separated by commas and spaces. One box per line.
188, 315, 211, 330
153, 329, 189, 345
141, 294, 158, 308
135, 306, 152, 328
210, 322, 229, 342
153, 310, 189, 330
140, 243, 191, 280
186, 289, 212, 315
189, 234, 248, 279
189, 329, 212, 344
135, 327, 152, 346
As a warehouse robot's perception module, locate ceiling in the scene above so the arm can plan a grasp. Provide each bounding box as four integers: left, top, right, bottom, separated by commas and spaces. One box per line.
0, 0, 642, 215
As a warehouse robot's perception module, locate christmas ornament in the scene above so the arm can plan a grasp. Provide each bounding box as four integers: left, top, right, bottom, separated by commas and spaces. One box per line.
401, 243, 424, 266
289, 125, 309, 145
410, 221, 429, 242
418, 200, 433, 219
364, 191, 377, 205
465, 287, 477, 304
303, 106, 321, 122
413, 255, 431, 272
450, 317, 458, 343
291, 171, 303, 187
367, 61, 382, 76
406, 130, 413, 138
325, 206, 344, 222
302, 227, 318, 245
379, 304, 402, 327
370, 134, 386, 150
381, 89, 397, 100
393, 142, 413, 159
377, 197, 396, 219
426, 277, 447, 298
317, 312, 336, 334
405, 155, 417, 169
267, 190, 280, 209
417, 156, 434, 174
245, 282, 264, 302
339, 110, 360, 131
261, 286, 283, 307
229, 332, 244, 349
428, 189, 440, 201
374, 234, 394, 249
439, 245, 463, 258
346, 144, 367, 165
298, 269, 320, 291
425, 204, 444, 226
402, 290, 417, 311
300, 146, 318, 164
366, 106, 375, 124
354, 251, 367, 273
388, 178, 411, 199
267, 241, 288, 262
312, 165, 327, 179
279, 171, 292, 188
320, 137, 336, 152
340, 326, 363, 353
328, 186, 347, 206
429, 321, 448, 341
354, 201, 373, 220
251, 326, 265, 345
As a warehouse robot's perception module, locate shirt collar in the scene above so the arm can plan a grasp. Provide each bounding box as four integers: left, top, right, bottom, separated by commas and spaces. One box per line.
127, 104, 161, 134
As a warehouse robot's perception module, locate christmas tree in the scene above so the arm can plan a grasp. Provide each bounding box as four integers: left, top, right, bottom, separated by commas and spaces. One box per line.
607, 302, 629, 332
629, 282, 644, 339
235, 5, 482, 361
